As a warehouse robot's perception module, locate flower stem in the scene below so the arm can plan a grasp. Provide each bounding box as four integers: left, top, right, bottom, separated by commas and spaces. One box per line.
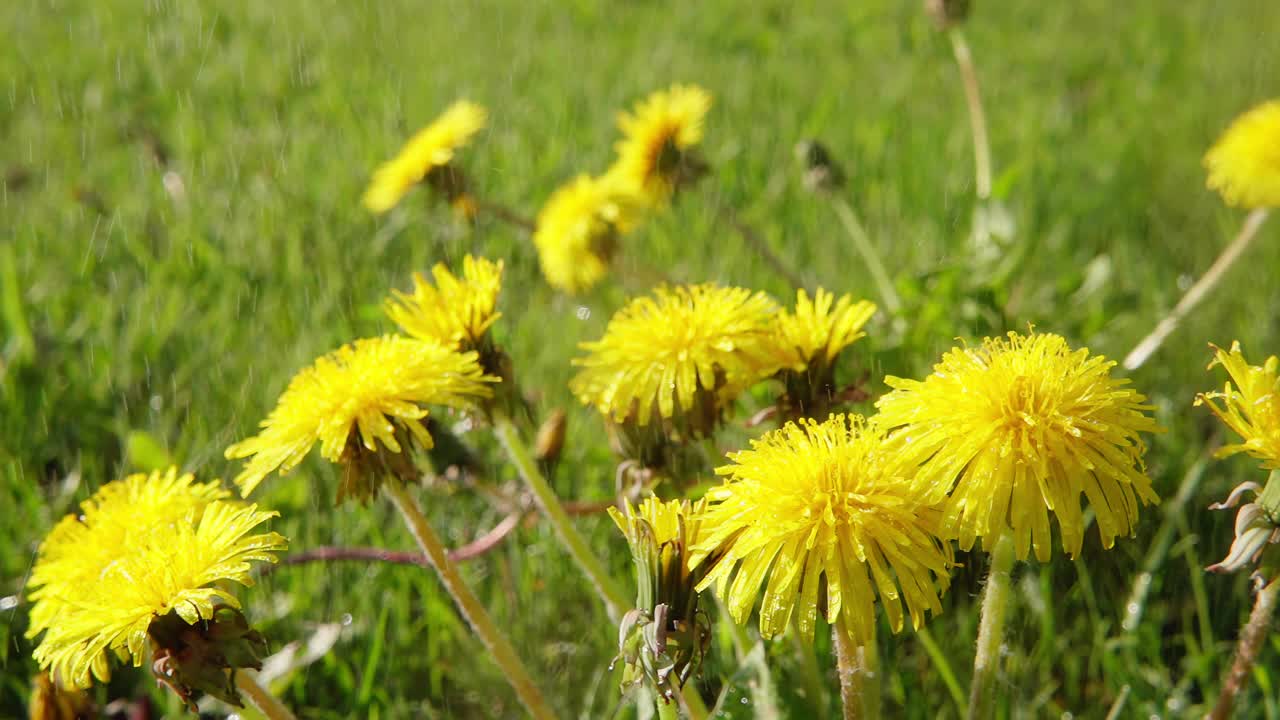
384, 481, 558, 720
493, 413, 630, 620
967, 531, 1016, 720
655, 694, 681, 720
948, 27, 992, 202
234, 669, 299, 720
1209, 576, 1280, 720
833, 615, 880, 720
1124, 207, 1271, 370
831, 198, 902, 314
677, 683, 708, 720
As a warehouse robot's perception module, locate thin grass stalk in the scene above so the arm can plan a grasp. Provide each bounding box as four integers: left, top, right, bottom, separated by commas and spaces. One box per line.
966, 530, 1016, 720
831, 198, 902, 313
493, 413, 630, 620
234, 669, 299, 720
915, 625, 966, 716
1124, 208, 1271, 370
384, 481, 558, 720
948, 27, 992, 202
1209, 577, 1280, 720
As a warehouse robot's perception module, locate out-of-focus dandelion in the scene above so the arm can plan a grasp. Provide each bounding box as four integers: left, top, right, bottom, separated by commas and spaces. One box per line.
25, 468, 287, 712
610, 497, 719, 709
533, 174, 640, 294
877, 330, 1161, 720
362, 100, 487, 215
28, 673, 93, 720
1125, 101, 1278, 370
224, 335, 495, 502
693, 414, 952, 719
570, 283, 777, 465
762, 288, 876, 421
608, 84, 711, 206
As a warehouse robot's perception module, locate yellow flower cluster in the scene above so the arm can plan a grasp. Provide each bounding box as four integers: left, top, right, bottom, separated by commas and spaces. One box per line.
363, 100, 487, 214
385, 255, 504, 352
1204, 99, 1280, 209
25, 468, 285, 689
1197, 342, 1280, 469
609, 84, 713, 206
765, 289, 876, 372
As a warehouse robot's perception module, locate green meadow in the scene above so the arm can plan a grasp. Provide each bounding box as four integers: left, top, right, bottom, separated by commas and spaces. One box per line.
3, 0, 1279, 717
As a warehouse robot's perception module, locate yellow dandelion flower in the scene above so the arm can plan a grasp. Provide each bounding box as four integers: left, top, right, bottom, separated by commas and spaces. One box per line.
1204, 99, 1280, 209
692, 414, 952, 646
570, 283, 778, 430
225, 335, 496, 499
1196, 342, 1280, 468
767, 288, 876, 371
609, 84, 712, 205
385, 255, 504, 351
25, 469, 285, 689
363, 100, 488, 214
876, 331, 1162, 561
533, 174, 641, 294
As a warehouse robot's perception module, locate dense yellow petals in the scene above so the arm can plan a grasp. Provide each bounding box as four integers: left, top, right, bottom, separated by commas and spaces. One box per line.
385, 255, 504, 351
1197, 342, 1280, 468
25, 468, 286, 689
533, 174, 641, 294
876, 331, 1161, 561
692, 415, 952, 647
1204, 99, 1280, 209
225, 335, 496, 497
363, 100, 487, 213
570, 284, 778, 427
609, 84, 712, 206
765, 288, 876, 371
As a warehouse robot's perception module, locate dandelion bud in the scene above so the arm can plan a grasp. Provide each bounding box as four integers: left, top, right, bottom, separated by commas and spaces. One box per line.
794, 139, 846, 194
925, 0, 971, 29
149, 606, 270, 711
534, 408, 568, 468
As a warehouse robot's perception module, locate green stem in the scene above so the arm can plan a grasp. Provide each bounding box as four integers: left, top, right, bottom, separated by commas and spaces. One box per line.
949, 27, 992, 202
493, 414, 630, 620
656, 693, 681, 720
234, 669, 299, 720
385, 481, 558, 720
831, 198, 902, 314
915, 625, 965, 716
967, 531, 1016, 720
677, 683, 708, 720
1123, 207, 1270, 370
1209, 577, 1280, 720
790, 619, 828, 714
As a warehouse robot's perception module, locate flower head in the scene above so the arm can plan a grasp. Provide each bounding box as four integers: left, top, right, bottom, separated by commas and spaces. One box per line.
25, 468, 286, 694
1204, 99, 1280, 208
225, 335, 496, 501
570, 284, 778, 436
692, 415, 952, 647
533, 174, 641, 294
363, 100, 488, 214
385, 255, 504, 353
876, 331, 1162, 561
610, 497, 717, 697
609, 84, 712, 205
1196, 342, 1280, 468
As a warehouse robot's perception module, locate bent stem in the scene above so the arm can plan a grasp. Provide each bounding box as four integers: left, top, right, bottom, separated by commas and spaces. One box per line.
493, 413, 630, 620
1209, 576, 1280, 720
235, 669, 299, 720
967, 531, 1016, 720
831, 198, 902, 314
1124, 208, 1271, 370
384, 481, 558, 720
833, 616, 880, 720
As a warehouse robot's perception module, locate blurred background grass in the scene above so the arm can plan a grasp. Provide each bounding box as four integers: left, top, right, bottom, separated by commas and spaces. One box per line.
3, 0, 1279, 717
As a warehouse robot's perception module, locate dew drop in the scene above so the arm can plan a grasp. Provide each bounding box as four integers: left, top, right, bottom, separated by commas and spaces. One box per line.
575, 306, 591, 321
340, 612, 353, 626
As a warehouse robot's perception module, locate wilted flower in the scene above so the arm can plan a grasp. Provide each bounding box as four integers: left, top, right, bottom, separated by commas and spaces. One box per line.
693, 415, 953, 647
610, 497, 719, 700
225, 336, 496, 501
608, 84, 712, 206
1205, 477, 1280, 574
876, 331, 1162, 561
1204, 99, 1280, 209
363, 100, 487, 214
25, 468, 285, 708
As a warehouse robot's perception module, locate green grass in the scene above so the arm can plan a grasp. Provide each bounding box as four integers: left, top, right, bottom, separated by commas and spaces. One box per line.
3, 0, 1280, 717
